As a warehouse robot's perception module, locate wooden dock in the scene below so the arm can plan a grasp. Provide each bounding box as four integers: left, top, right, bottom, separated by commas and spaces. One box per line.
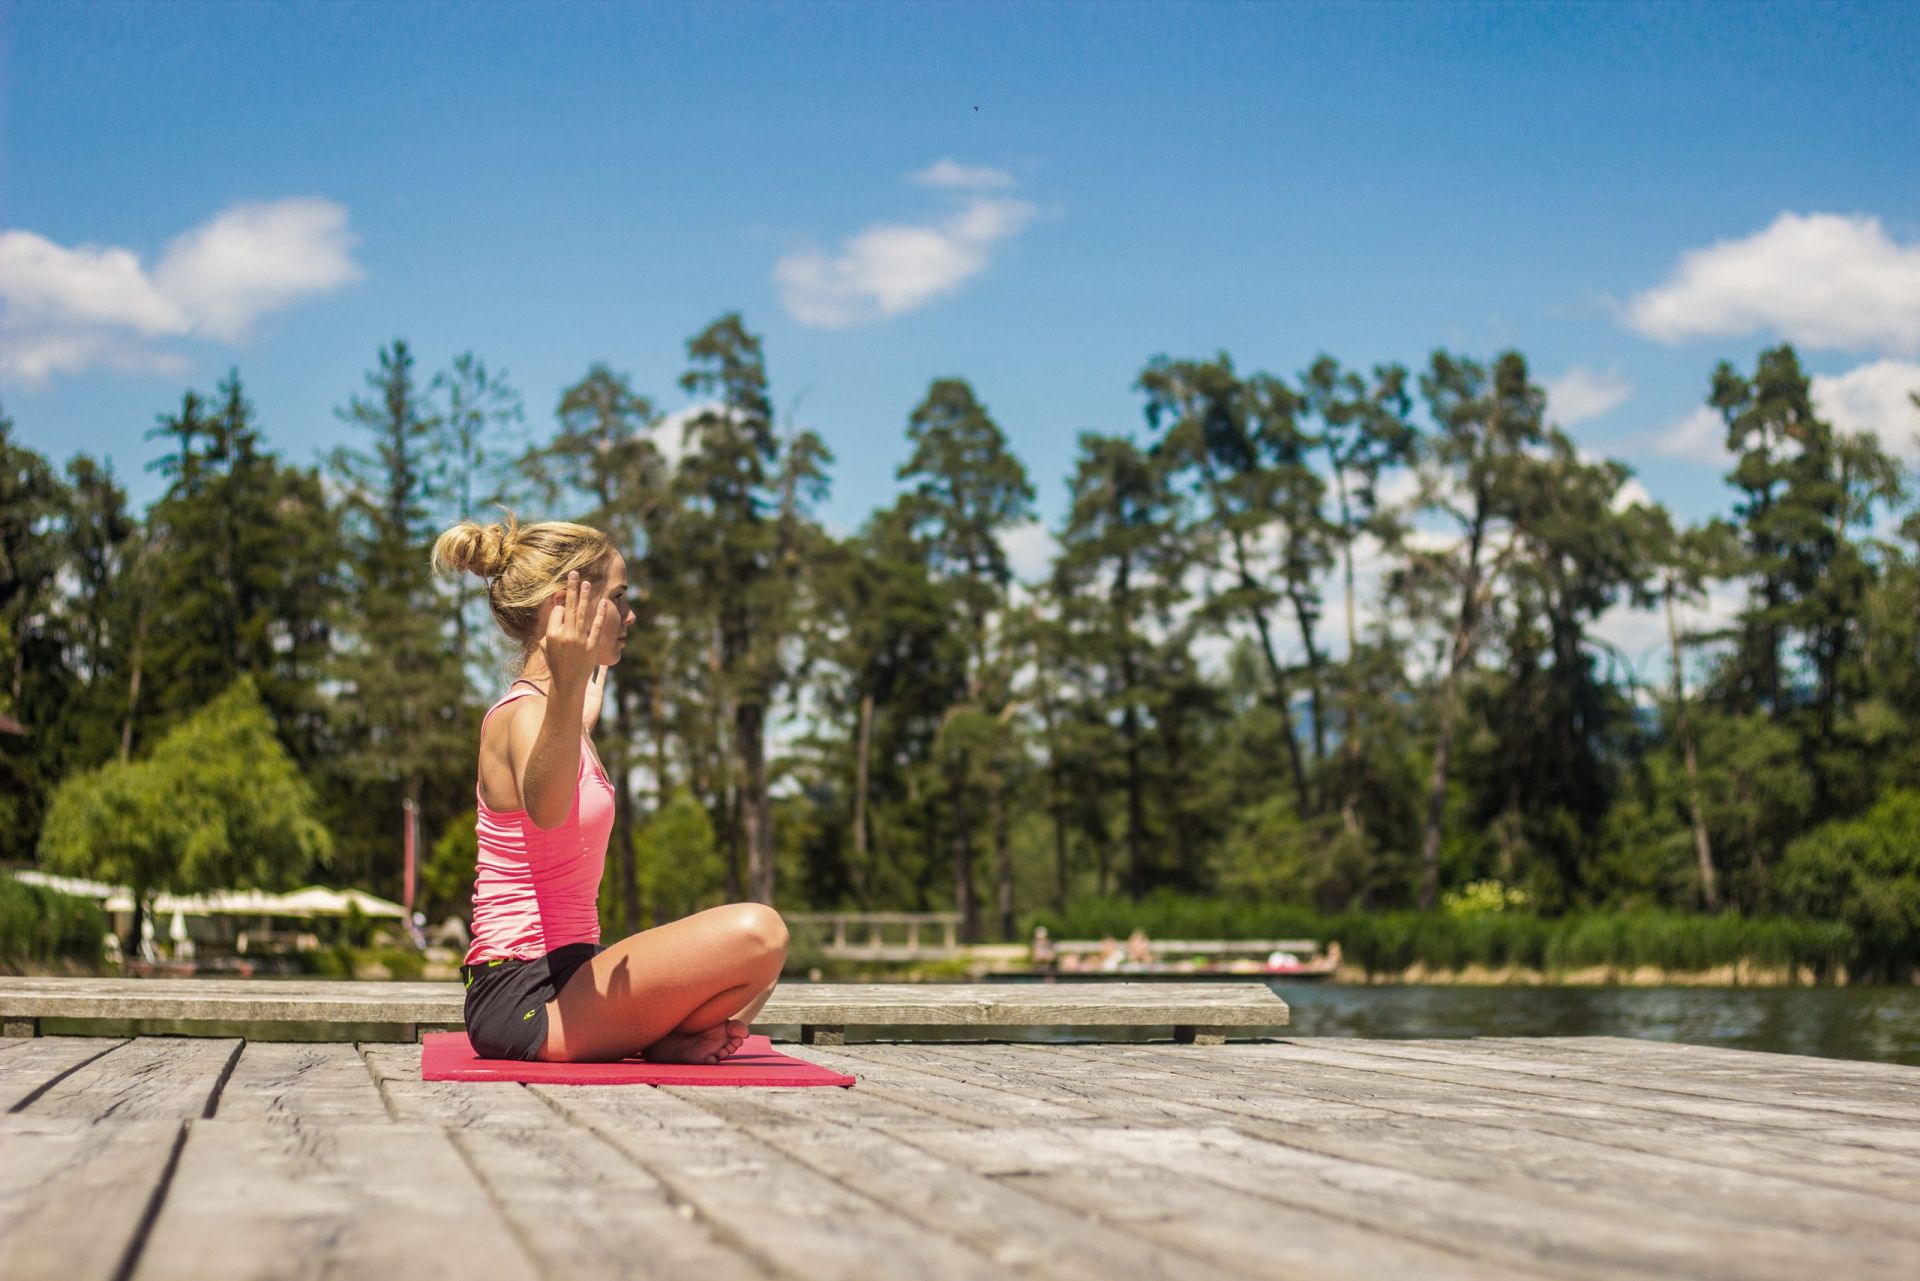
3, 1031, 1917, 1279
0, 978, 1286, 1044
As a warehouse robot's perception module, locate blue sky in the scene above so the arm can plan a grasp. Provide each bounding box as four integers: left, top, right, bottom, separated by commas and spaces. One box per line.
5, 0, 1920, 562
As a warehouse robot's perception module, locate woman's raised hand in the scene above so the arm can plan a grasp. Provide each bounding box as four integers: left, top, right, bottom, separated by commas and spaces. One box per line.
544, 570, 610, 692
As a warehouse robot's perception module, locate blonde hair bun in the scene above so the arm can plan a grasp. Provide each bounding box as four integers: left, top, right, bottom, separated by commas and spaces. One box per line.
432, 511, 615, 652
431, 515, 518, 581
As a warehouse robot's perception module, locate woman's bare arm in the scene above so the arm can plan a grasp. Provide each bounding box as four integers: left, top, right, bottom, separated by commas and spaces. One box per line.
510, 572, 610, 830
508, 690, 585, 830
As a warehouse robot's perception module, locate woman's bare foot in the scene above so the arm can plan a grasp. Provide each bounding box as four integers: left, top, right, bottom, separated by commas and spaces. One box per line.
641, 1019, 749, 1065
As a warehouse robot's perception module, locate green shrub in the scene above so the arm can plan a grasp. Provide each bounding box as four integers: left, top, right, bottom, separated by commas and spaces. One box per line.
1779, 791, 1920, 980
0, 877, 109, 971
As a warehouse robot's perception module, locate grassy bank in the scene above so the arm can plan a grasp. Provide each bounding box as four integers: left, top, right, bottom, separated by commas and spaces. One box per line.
0, 877, 108, 972
1029, 894, 1877, 984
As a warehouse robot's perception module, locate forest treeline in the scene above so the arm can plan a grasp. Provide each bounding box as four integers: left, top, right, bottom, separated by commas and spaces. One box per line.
4, 315, 1919, 972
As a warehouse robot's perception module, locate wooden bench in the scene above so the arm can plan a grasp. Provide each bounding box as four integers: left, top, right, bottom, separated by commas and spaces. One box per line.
0, 977, 1288, 1045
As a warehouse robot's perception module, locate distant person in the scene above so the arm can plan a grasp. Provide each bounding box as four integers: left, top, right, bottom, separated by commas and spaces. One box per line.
435, 514, 788, 1064
1097, 935, 1124, 972
1030, 926, 1057, 971
1126, 928, 1153, 968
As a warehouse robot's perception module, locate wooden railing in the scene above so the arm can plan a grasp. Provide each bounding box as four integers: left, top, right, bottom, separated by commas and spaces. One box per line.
785, 912, 964, 961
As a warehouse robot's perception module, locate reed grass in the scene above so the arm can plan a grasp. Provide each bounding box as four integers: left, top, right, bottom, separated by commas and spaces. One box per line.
1029, 892, 1858, 981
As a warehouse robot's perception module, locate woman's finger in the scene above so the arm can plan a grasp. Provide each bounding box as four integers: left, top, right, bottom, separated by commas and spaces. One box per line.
584, 589, 608, 650
563, 570, 581, 628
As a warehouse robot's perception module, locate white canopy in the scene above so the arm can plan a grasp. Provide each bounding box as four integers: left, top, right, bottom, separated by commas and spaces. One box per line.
10, 872, 406, 920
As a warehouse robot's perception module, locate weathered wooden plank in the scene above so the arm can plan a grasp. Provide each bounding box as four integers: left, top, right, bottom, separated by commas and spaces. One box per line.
21, 1036, 239, 1121
780, 1043, 1104, 1127
879, 1119, 1553, 1281
1056, 1122, 1919, 1281
1236, 1040, 1920, 1149
0, 977, 461, 1024
133, 1121, 538, 1281
448, 1125, 773, 1281
1529, 1035, 1920, 1083
0, 976, 1286, 1031
0, 1035, 125, 1111
1469, 1037, 1920, 1103
213, 1042, 388, 1123
899, 1040, 1920, 1246
0, 1116, 181, 1281
921, 1045, 1920, 1245
827, 1041, 1231, 1124
663, 1096, 1292, 1281
830, 1041, 1384, 1128
541, 1083, 1015, 1281
1051, 1042, 1920, 1204
1308, 1037, 1920, 1122
359, 1043, 562, 1129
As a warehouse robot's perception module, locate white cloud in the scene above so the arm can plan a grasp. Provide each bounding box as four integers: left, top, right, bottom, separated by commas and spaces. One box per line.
647, 403, 706, 470
1811, 360, 1920, 459
0, 231, 186, 334
1624, 212, 1920, 354
0, 197, 362, 385
774, 164, 1038, 329
1611, 475, 1654, 513
909, 159, 1015, 190
1647, 405, 1728, 466
1542, 366, 1632, 426
997, 519, 1057, 585
151, 198, 362, 342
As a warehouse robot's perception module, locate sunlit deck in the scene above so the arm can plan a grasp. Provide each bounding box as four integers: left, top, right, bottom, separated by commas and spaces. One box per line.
3, 1031, 1917, 1279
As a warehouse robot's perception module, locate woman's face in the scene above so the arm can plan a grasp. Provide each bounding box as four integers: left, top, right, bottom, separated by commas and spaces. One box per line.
595, 552, 638, 666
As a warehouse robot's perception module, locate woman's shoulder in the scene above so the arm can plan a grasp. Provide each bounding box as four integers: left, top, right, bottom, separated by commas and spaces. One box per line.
482, 684, 546, 743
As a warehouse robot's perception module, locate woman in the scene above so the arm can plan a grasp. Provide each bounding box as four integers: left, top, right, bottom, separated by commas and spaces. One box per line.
434, 514, 788, 1063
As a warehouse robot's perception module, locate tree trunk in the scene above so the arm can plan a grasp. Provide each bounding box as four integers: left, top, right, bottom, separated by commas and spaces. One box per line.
949, 760, 978, 943
613, 674, 640, 934
1122, 697, 1147, 899
1666, 581, 1719, 911
650, 680, 671, 806
737, 700, 773, 904
1287, 585, 1328, 766
1417, 665, 1460, 912
852, 690, 874, 869
1419, 566, 1482, 911
1248, 606, 1313, 816
990, 766, 1013, 942
120, 603, 147, 763
1050, 778, 1070, 913
1337, 479, 1365, 834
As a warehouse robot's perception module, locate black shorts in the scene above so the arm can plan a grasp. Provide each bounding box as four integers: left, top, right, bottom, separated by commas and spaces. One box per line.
461, 942, 602, 1061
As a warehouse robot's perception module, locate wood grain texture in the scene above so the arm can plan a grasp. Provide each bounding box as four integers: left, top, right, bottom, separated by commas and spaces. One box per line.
359, 1043, 563, 1128
0, 1116, 181, 1281
0, 1036, 124, 1110
448, 1124, 773, 1281
19, 1037, 238, 1121
212, 1042, 386, 1123
0, 1034, 1913, 1281
1304, 1037, 1920, 1122
134, 1121, 538, 1281
663, 1094, 1278, 1281
542, 1084, 1014, 1281
1048, 1042, 1920, 1204
892, 1046, 1920, 1246
0, 977, 1287, 1030
1193, 1040, 1920, 1149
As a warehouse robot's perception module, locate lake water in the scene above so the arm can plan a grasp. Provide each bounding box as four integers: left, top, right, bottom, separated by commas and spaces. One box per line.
831, 981, 1920, 1066
1265, 983, 1920, 1067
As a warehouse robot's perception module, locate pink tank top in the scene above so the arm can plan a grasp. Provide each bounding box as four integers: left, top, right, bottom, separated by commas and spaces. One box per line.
463, 683, 614, 964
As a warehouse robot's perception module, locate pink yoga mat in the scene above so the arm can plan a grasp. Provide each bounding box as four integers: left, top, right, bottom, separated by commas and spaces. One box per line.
420, 1032, 856, 1087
